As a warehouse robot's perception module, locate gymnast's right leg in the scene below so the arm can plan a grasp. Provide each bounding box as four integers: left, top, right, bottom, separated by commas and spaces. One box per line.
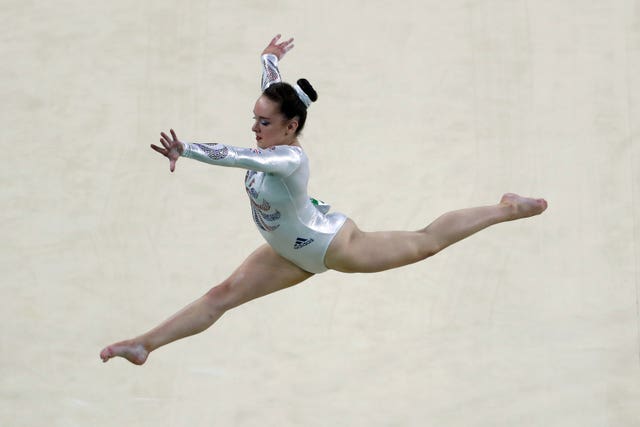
325, 193, 547, 273
100, 244, 313, 365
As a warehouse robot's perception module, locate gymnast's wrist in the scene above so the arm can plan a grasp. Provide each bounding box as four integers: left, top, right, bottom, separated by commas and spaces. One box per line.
179, 142, 188, 156
262, 53, 278, 63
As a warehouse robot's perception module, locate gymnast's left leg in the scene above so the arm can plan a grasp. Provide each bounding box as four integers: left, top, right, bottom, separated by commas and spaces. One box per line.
325, 193, 547, 273
100, 244, 313, 365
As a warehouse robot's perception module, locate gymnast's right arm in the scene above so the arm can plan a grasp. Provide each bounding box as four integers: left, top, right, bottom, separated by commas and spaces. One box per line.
181, 141, 301, 177
150, 129, 300, 176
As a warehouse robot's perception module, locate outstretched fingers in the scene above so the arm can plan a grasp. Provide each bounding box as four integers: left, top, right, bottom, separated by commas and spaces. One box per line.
152, 129, 182, 173
270, 33, 282, 45
278, 37, 294, 53
150, 143, 167, 156
264, 34, 295, 59
160, 132, 173, 148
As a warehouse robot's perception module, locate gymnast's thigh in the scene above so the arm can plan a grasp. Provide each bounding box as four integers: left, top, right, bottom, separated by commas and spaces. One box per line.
323, 219, 426, 274
224, 244, 314, 308
323, 218, 364, 273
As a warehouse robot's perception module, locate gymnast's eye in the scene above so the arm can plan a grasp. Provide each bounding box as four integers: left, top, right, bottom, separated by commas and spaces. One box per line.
253, 117, 270, 126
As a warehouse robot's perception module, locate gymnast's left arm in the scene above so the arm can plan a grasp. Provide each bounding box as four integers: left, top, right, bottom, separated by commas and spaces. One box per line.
260, 34, 294, 91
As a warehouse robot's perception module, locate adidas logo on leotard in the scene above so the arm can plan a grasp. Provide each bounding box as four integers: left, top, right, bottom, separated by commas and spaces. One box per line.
294, 237, 314, 249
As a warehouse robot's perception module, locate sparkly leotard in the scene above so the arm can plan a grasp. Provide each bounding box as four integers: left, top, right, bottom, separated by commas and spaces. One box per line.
178, 53, 346, 273
181, 142, 346, 273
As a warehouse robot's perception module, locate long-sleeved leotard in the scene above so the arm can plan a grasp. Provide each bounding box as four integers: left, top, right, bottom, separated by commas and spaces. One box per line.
181, 142, 346, 273
179, 52, 345, 273
261, 53, 281, 91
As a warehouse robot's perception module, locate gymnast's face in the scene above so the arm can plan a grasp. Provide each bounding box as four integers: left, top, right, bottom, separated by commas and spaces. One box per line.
252, 96, 297, 149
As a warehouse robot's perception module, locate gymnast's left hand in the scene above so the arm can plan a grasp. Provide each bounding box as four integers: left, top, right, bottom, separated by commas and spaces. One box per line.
151, 129, 184, 173
262, 34, 294, 60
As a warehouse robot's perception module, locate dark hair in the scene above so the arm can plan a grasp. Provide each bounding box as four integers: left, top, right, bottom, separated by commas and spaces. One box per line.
263, 78, 318, 135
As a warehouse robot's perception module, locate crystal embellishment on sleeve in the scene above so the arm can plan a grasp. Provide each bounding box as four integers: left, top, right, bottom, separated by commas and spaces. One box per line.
193, 143, 229, 160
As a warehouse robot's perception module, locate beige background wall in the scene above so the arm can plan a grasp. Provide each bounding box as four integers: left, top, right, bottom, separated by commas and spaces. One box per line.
2, 1, 639, 425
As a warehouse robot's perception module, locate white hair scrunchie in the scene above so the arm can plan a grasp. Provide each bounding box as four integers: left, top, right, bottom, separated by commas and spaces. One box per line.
293, 84, 312, 108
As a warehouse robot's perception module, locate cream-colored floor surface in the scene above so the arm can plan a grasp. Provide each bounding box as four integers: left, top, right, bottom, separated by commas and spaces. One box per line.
2, 1, 639, 426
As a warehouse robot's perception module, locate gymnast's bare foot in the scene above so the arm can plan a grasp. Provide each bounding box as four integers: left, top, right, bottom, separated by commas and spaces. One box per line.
100, 339, 149, 365
500, 193, 548, 220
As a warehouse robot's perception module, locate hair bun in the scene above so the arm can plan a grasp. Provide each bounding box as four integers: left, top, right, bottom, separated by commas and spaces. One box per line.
297, 78, 318, 102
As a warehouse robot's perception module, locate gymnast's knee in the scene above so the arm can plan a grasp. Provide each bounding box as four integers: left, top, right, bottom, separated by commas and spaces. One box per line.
417, 229, 444, 259
203, 280, 236, 312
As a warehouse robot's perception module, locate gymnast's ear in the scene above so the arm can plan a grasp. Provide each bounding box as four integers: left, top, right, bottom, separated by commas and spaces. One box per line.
287, 117, 299, 134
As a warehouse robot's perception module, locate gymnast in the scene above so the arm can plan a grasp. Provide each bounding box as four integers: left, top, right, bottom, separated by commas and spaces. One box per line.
100, 34, 547, 365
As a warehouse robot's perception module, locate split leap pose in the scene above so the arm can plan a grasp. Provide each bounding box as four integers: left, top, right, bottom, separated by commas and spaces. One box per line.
100, 35, 547, 365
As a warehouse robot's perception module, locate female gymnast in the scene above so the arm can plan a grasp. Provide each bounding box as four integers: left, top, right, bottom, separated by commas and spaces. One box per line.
100, 34, 547, 365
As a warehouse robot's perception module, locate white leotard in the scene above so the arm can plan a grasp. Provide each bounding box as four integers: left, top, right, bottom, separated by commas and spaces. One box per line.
181, 142, 347, 273
178, 52, 345, 272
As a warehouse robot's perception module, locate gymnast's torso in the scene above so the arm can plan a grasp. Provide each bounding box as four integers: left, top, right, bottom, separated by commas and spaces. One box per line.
182, 142, 347, 273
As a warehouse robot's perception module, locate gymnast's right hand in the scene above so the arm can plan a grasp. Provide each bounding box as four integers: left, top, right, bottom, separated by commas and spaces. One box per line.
151, 129, 184, 173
